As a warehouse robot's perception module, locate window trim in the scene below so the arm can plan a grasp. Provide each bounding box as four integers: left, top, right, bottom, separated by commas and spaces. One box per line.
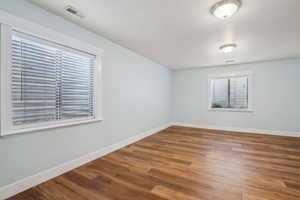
208, 71, 253, 112
0, 11, 103, 136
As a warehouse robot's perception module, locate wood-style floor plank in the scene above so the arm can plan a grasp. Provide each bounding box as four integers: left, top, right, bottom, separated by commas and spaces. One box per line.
8, 126, 300, 200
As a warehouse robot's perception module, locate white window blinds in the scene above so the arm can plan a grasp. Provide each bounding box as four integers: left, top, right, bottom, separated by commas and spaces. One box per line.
211, 76, 248, 109
11, 31, 96, 126
229, 77, 248, 109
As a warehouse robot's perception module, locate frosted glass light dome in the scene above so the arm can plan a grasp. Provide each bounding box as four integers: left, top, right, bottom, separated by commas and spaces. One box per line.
220, 44, 237, 53
211, 0, 241, 19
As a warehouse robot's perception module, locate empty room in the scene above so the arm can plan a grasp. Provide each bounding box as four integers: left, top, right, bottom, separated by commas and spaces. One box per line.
0, 0, 299, 199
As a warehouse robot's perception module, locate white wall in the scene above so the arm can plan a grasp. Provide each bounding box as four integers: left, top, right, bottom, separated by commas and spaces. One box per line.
0, 0, 171, 188
172, 59, 300, 134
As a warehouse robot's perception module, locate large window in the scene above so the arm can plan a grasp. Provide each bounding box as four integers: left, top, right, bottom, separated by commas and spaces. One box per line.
1, 24, 102, 136
208, 72, 253, 112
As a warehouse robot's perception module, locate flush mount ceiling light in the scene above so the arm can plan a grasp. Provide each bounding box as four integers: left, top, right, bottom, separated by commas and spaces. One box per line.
211, 0, 241, 19
219, 43, 237, 53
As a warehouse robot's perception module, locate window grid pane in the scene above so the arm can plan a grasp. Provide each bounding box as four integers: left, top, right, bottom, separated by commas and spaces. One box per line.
12, 35, 57, 125
60, 51, 94, 120
212, 78, 229, 108
229, 77, 248, 109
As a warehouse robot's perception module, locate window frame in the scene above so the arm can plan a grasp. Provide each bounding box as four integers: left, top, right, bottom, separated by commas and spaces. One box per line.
0, 13, 103, 136
208, 71, 253, 112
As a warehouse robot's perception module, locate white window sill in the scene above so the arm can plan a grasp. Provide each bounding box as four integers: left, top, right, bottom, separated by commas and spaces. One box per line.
1, 118, 103, 137
208, 108, 254, 113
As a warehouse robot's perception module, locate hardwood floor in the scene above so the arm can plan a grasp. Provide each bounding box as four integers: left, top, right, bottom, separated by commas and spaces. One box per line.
9, 126, 300, 200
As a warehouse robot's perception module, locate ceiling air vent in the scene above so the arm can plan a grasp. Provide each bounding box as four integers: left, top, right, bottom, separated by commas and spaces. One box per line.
65, 5, 85, 18
225, 59, 235, 63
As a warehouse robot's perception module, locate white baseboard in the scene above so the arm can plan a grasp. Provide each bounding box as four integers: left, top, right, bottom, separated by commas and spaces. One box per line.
172, 122, 300, 137
0, 123, 171, 200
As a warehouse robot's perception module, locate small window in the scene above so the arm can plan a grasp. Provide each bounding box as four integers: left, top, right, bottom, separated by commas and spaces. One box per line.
1, 25, 102, 136
208, 72, 253, 112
